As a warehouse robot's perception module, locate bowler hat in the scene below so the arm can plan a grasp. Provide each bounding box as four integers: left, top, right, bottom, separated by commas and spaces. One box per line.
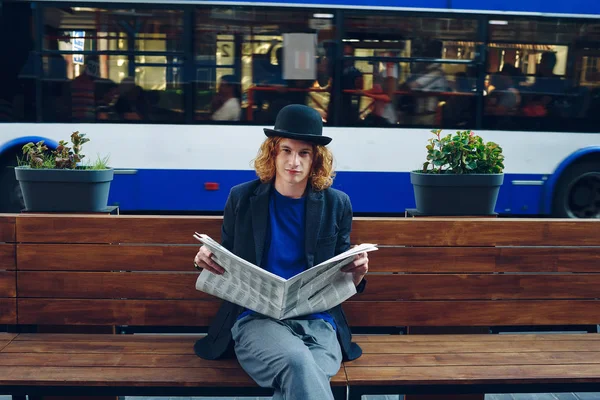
263, 104, 332, 145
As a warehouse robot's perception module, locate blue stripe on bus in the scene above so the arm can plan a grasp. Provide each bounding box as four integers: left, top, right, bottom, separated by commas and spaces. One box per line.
108, 169, 547, 215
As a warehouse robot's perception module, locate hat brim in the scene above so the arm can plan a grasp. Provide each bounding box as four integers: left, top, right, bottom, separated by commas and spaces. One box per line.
264, 128, 332, 146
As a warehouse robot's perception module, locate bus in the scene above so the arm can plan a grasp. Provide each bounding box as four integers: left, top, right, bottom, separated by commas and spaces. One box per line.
0, 0, 598, 217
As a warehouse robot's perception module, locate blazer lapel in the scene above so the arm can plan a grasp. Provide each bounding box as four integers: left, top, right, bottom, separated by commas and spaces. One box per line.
304, 186, 323, 269
250, 182, 271, 267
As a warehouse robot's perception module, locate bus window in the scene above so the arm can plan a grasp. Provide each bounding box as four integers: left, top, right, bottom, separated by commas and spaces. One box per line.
342, 12, 479, 128
194, 6, 334, 124
41, 6, 184, 123
484, 19, 600, 132
1, 2, 35, 122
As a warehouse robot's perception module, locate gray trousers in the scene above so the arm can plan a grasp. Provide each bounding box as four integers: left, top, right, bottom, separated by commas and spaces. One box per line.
231, 314, 343, 400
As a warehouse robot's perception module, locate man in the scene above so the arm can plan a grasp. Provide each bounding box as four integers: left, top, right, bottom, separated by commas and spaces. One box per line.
193, 104, 369, 400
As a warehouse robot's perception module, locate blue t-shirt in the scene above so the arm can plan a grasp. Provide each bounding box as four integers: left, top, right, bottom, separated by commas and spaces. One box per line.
238, 188, 336, 329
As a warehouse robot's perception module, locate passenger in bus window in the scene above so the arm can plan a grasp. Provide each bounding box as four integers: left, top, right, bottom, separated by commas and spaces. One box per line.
402, 40, 450, 126
96, 80, 119, 121
71, 56, 99, 123
361, 83, 394, 126
114, 77, 150, 121
211, 75, 242, 121
193, 104, 368, 400
486, 65, 522, 116
523, 52, 566, 118
339, 44, 364, 125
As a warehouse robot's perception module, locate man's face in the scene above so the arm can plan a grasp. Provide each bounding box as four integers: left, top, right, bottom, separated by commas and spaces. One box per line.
275, 138, 314, 188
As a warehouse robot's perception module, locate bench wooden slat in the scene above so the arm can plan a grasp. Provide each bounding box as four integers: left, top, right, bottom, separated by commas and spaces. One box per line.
0, 352, 241, 368
27, 271, 600, 301
351, 334, 600, 343
3, 339, 207, 354
11, 335, 597, 355
17, 245, 600, 274
13, 333, 203, 342
17, 244, 197, 272
345, 364, 600, 386
18, 272, 209, 300
343, 300, 600, 326
0, 365, 346, 386
348, 352, 600, 367
0, 366, 256, 386
16, 215, 222, 244
369, 247, 600, 273
18, 299, 219, 326
0, 299, 16, 324
352, 218, 600, 246
0, 216, 15, 243
0, 244, 15, 270
0, 271, 15, 297
16, 216, 600, 246
357, 340, 600, 354
19, 298, 600, 327
357, 274, 600, 300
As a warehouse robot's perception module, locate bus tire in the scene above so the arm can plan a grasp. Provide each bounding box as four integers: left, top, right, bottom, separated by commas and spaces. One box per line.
0, 149, 25, 213
552, 161, 600, 218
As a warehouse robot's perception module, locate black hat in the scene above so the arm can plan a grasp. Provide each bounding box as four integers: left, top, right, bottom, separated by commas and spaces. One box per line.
264, 104, 332, 145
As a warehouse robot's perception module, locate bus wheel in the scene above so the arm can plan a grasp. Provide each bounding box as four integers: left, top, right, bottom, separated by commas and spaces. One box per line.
552, 161, 600, 218
0, 151, 25, 213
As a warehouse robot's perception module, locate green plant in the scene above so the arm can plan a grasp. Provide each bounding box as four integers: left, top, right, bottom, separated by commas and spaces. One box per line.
86, 154, 111, 170
421, 129, 505, 174
21, 131, 108, 170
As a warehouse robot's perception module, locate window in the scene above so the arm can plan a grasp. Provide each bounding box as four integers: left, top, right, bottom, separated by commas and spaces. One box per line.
41, 6, 184, 123
1, 3, 36, 122
194, 7, 334, 124
341, 12, 479, 128
484, 19, 600, 132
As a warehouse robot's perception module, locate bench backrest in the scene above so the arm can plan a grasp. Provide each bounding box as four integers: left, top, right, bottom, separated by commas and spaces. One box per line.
0, 216, 16, 325
2, 214, 600, 329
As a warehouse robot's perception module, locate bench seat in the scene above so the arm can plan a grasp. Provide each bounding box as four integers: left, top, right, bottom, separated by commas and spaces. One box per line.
0, 333, 346, 396
347, 334, 600, 395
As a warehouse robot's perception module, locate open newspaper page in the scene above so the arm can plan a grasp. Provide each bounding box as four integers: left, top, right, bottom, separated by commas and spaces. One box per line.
281, 243, 378, 319
194, 233, 377, 320
193, 233, 287, 319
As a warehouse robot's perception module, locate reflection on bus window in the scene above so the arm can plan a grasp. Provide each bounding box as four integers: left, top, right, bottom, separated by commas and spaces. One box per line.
342, 12, 479, 128
40, 6, 184, 123
193, 7, 331, 124
1, 3, 35, 122
484, 19, 600, 132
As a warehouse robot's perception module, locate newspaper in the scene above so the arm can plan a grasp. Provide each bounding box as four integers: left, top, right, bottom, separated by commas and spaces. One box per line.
193, 233, 378, 320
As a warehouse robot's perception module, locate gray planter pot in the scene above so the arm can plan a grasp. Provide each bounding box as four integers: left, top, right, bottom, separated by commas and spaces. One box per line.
410, 172, 504, 216
15, 167, 114, 212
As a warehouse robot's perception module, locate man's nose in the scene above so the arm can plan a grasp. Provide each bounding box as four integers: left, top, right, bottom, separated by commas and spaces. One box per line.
291, 152, 300, 166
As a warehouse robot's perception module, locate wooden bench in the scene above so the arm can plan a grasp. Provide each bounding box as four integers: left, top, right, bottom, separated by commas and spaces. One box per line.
0, 214, 599, 399
346, 217, 600, 399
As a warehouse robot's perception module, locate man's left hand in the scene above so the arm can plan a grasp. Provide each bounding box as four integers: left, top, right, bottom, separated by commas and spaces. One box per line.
341, 251, 369, 286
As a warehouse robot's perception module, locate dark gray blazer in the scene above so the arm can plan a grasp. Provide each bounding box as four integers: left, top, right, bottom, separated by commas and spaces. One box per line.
194, 179, 365, 361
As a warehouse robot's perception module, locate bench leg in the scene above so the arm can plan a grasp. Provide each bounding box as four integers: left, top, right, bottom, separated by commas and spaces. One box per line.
347, 387, 363, 400
332, 385, 347, 400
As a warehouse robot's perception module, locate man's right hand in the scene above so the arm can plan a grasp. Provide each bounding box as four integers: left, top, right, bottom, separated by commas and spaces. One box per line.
194, 246, 225, 275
